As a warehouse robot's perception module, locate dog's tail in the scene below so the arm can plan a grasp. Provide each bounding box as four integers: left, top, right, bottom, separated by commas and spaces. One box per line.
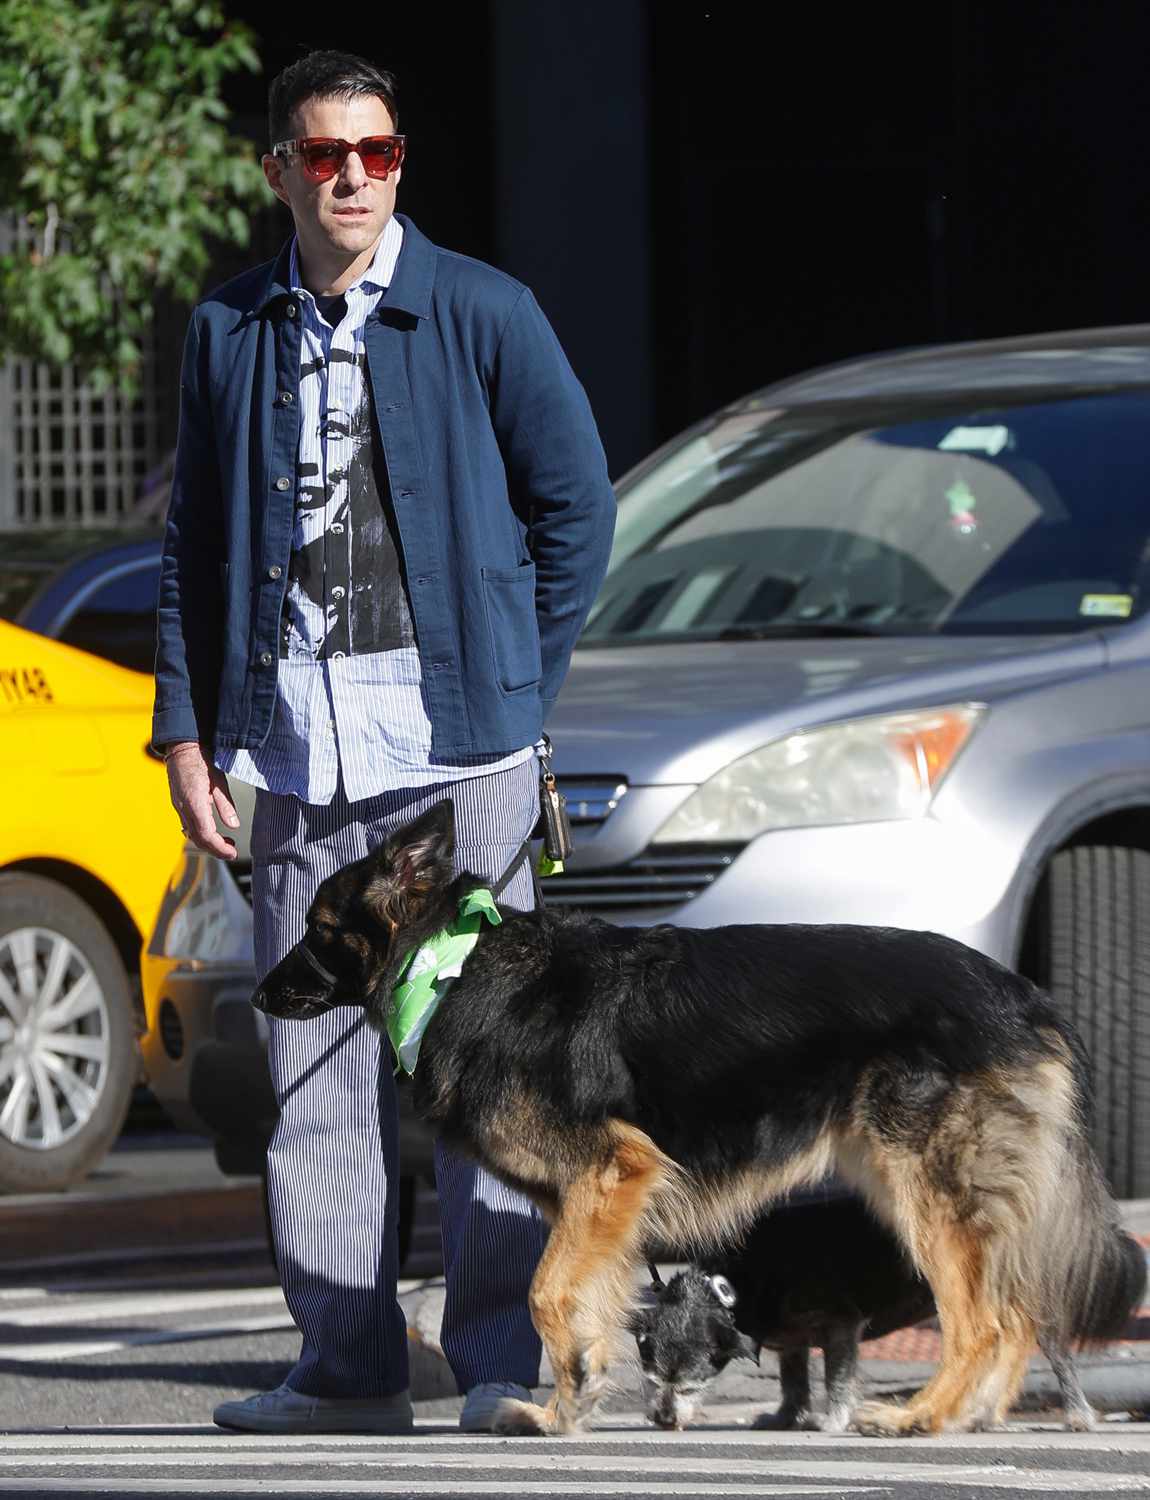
1033, 1026, 1146, 1349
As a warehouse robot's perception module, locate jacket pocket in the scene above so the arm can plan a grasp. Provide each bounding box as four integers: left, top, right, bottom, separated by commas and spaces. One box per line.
481, 563, 542, 693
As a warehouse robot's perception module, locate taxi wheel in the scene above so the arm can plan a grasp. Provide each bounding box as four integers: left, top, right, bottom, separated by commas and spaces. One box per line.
0, 874, 137, 1192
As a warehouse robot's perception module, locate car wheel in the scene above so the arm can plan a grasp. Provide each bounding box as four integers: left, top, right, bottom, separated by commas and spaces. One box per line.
1040, 845, 1150, 1198
0, 874, 137, 1192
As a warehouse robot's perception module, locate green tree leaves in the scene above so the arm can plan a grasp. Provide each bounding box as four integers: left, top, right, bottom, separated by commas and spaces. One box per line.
0, 0, 265, 391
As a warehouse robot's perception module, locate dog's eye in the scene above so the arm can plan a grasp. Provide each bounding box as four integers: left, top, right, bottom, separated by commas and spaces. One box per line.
636, 1336, 653, 1360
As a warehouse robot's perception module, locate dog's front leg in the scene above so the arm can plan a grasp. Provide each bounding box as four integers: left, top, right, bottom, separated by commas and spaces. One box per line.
492, 1123, 673, 1437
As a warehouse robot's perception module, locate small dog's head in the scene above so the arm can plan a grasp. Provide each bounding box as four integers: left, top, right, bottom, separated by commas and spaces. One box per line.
629, 1268, 759, 1430
251, 799, 460, 1024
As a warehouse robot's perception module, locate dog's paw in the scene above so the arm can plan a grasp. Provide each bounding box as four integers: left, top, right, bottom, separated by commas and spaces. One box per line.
819, 1406, 853, 1435
751, 1407, 805, 1431
850, 1399, 928, 1438
491, 1398, 555, 1436
1063, 1408, 1097, 1434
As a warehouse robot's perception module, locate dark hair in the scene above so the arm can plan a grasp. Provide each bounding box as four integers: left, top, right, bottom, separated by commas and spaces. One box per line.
268, 50, 399, 146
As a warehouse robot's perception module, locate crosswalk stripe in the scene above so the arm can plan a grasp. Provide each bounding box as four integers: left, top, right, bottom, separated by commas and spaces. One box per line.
0, 1285, 287, 1327
0, 1312, 296, 1362
7, 1425, 1150, 1451
1, 1447, 1148, 1491
0, 1484, 885, 1496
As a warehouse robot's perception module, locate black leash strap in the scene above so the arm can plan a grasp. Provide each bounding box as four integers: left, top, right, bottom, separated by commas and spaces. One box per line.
647, 1261, 664, 1287
492, 839, 534, 900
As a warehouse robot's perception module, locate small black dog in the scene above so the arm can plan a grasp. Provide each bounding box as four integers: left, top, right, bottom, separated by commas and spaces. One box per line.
253, 800, 1144, 1437
632, 1197, 1105, 1432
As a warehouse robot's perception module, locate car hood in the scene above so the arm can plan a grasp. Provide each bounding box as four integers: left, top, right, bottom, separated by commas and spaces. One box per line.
547, 633, 1107, 785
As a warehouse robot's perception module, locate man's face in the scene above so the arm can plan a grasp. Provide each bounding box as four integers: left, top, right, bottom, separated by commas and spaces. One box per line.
262, 93, 401, 266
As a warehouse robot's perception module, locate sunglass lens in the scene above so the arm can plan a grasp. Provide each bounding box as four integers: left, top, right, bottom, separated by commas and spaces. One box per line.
301, 141, 344, 179
360, 138, 403, 178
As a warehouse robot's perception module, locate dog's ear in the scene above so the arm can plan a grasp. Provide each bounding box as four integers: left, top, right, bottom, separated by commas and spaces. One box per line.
736, 1332, 760, 1365
711, 1317, 759, 1366
364, 800, 456, 929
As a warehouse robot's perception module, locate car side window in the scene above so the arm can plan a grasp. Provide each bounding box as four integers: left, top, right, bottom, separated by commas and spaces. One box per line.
56, 562, 160, 674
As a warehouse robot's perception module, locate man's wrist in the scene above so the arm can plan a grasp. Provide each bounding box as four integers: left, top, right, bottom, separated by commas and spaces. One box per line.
159, 740, 201, 762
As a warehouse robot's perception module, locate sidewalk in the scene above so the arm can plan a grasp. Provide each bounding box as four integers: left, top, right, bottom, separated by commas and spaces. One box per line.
399, 1199, 1150, 1422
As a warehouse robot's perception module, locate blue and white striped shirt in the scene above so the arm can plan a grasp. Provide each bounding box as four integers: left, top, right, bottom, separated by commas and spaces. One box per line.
218, 218, 533, 805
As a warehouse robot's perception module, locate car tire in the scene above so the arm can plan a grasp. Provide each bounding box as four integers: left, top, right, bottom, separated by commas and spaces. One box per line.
0, 874, 137, 1192
1041, 845, 1150, 1199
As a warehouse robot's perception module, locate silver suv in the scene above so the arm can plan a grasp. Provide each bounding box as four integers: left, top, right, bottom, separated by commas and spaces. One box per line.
143, 322, 1150, 1211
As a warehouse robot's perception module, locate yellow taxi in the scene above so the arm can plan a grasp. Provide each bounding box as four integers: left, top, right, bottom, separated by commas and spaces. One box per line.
0, 617, 182, 1190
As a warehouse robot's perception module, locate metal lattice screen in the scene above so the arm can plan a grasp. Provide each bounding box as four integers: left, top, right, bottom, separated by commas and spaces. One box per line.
0, 202, 289, 530
0, 213, 175, 530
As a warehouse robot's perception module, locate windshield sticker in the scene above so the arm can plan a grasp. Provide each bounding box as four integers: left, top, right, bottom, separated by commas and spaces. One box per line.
0, 666, 54, 707
938, 424, 1011, 456
1079, 594, 1133, 618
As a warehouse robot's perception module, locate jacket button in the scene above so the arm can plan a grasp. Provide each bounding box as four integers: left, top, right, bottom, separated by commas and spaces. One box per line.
274, 477, 290, 491
331, 586, 346, 601
259, 651, 273, 666
268, 565, 282, 580
286, 303, 298, 318
277, 392, 294, 406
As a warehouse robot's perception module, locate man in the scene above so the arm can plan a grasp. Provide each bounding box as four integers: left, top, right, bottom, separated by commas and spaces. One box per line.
153, 49, 615, 1435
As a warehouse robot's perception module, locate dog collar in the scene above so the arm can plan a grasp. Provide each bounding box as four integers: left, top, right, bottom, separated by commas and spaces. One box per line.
387, 887, 501, 1075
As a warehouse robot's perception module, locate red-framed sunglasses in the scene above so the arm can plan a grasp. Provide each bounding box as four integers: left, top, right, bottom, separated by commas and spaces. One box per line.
272, 134, 406, 182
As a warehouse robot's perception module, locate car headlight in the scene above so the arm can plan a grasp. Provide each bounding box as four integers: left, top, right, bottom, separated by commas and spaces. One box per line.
652, 703, 984, 844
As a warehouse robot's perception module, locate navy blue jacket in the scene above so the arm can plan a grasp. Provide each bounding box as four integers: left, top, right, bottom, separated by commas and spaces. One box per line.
152, 215, 616, 756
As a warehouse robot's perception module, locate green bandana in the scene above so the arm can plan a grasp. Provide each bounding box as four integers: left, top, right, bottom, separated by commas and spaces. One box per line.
387, 887, 502, 1075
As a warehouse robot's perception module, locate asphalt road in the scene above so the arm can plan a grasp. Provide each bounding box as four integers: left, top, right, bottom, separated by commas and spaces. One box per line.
5, 1135, 1150, 1498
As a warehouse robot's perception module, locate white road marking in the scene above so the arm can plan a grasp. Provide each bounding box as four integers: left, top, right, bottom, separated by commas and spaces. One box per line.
12, 1422, 1150, 1449
0, 1312, 296, 1362
0, 1447, 1147, 1491
0, 1284, 287, 1327
0, 1485, 882, 1497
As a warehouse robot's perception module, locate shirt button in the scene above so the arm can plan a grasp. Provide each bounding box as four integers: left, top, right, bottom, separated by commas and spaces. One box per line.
259, 651, 273, 666
274, 477, 290, 491
267, 565, 282, 580
331, 586, 346, 601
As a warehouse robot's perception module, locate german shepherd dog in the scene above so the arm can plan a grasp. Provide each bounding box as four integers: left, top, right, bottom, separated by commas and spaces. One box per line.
253, 800, 1144, 1438
632, 1196, 1138, 1433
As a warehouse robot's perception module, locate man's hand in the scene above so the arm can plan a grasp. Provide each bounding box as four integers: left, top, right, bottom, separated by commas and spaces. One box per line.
163, 742, 241, 861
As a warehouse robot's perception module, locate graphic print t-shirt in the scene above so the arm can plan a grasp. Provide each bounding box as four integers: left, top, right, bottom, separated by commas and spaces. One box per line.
283, 291, 415, 660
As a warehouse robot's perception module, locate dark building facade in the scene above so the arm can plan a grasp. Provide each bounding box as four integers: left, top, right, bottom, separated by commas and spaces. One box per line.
215, 1, 1150, 480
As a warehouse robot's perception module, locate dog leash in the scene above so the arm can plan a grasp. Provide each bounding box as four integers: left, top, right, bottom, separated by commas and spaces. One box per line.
647, 1261, 664, 1287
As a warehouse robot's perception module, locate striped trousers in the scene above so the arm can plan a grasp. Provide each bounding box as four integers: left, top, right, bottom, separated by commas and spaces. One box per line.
251, 759, 546, 1398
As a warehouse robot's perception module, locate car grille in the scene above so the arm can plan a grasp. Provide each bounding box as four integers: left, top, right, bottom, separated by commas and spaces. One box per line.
542, 845, 741, 911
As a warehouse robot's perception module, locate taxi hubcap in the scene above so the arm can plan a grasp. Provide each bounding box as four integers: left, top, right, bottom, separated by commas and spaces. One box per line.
0, 928, 110, 1150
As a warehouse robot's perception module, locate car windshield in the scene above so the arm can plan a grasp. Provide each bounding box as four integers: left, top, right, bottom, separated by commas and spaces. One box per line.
580, 391, 1150, 644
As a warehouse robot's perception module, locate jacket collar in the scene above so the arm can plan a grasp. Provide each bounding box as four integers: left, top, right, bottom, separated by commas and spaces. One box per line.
254, 213, 433, 320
